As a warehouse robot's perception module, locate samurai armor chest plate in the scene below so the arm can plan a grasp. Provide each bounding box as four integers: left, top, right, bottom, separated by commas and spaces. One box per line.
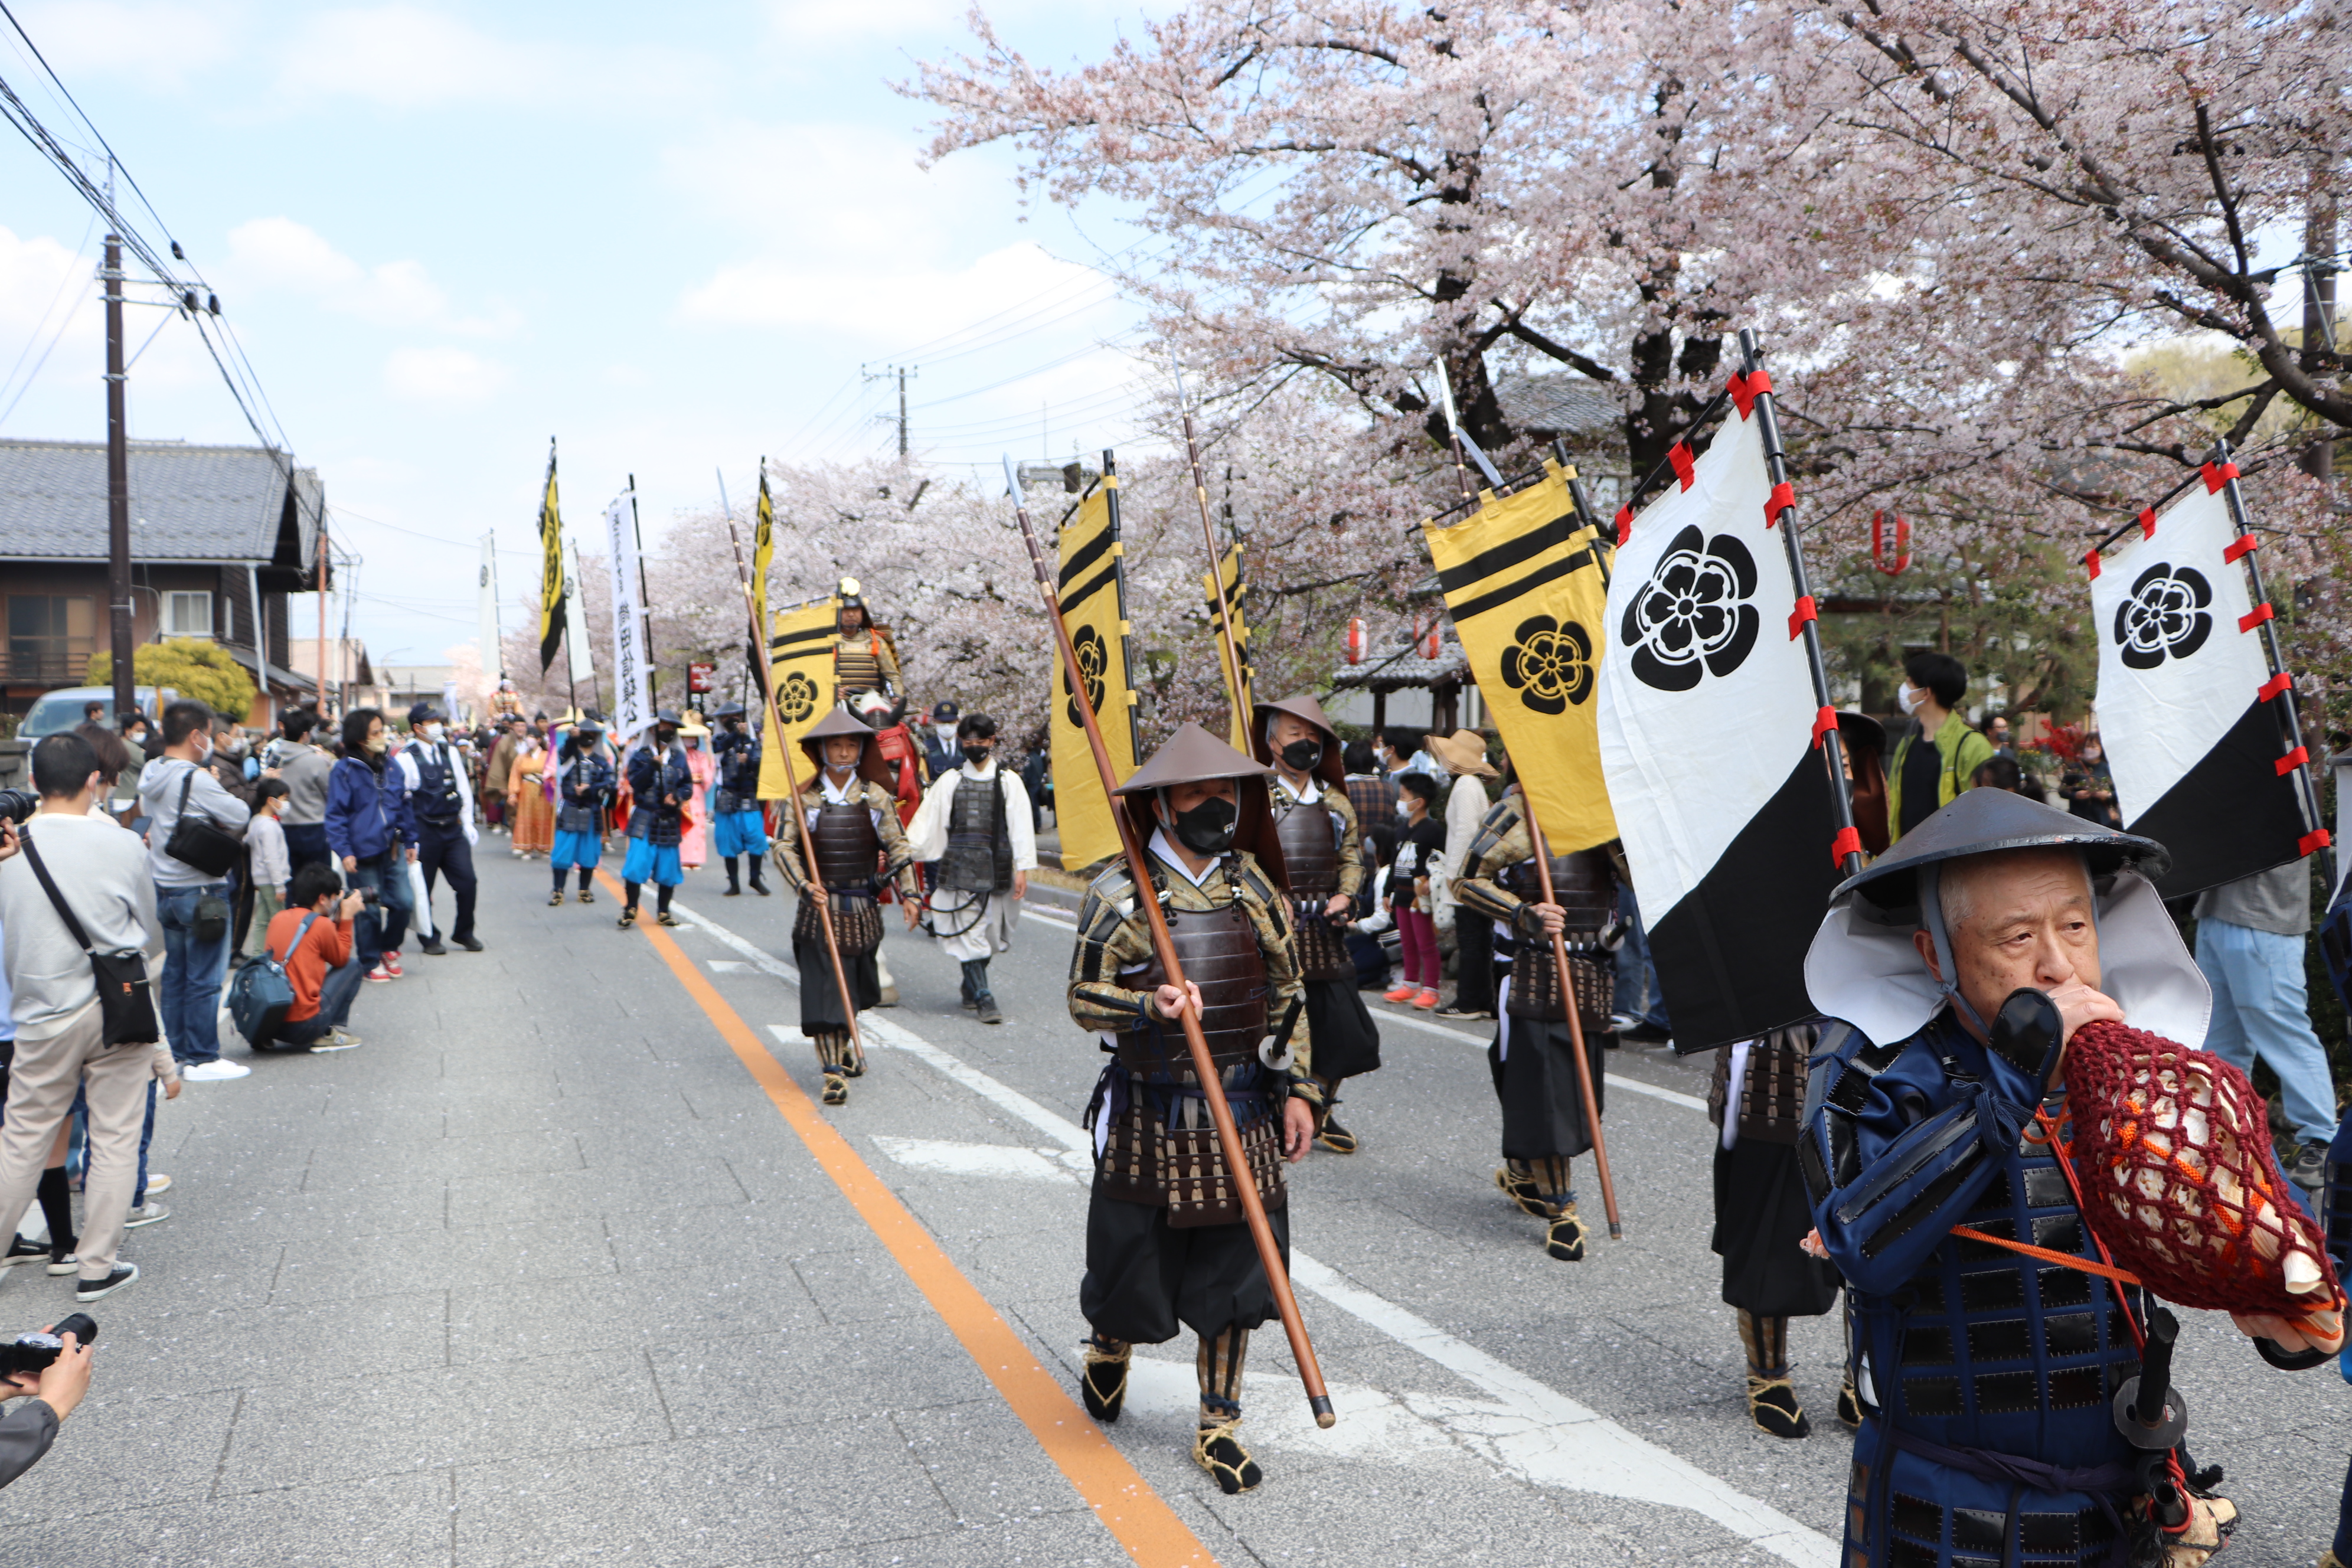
1499, 848, 1615, 935
940, 774, 1013, 893
1114, 900, 1269, 1082
1273, 798, 1340, 896
834, 637, 883, 695
794, 888, 883, 956
1709, 1028, 1815, 1145
556, 801, 600, 835
809, 801, 881, 889
1096, 1078, 1287, 1226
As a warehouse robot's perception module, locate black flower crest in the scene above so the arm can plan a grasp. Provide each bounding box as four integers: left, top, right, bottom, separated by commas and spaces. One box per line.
775, 670, 819, 723
2113, 562, 2213, 671
1065, 623, 1109, 727
1621, 525, 1760, 692
1499, 615, 1594, 715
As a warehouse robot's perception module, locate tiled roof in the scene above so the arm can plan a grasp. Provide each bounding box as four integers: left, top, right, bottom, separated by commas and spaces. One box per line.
0, 439, 322, 567
1333, 636, 1471, 690
1494, 372, 1622, 440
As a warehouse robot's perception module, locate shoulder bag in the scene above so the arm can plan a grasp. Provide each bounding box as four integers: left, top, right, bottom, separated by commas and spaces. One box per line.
162, 765, 244, 880
18, 830, 161, 1046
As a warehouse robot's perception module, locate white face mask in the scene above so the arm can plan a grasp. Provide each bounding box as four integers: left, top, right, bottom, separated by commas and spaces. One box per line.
422, 723, 445, 743
1897, 682, 1929, 715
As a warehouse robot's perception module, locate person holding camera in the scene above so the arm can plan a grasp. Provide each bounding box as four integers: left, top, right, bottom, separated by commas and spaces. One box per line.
0, 1318, 92, 1487
136, 701, 251, 1083
256, 864, 365, 1054
0, 733, 184, 1301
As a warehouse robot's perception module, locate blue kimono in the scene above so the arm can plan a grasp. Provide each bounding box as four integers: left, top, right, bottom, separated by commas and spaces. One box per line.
552, 752, 615, 871
708, 729, 767, 858
1803, 1012, 2144, 1568
623, 741, 692, 886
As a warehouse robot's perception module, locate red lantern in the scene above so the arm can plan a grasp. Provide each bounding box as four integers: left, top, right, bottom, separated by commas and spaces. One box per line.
1417, 618, 1442, 660
1345, 618, 1366, 665
1871, 510, 1911, 576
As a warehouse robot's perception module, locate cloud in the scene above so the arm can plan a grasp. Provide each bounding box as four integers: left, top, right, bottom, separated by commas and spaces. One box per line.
224, 217, 515, 334
680, 239, 1117, 342
276, 5, 702, 109
384, 346, 508, 403
5, 1, 234, 90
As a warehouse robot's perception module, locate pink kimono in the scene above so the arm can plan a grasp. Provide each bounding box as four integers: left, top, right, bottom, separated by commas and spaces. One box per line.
680, 739, 718, 869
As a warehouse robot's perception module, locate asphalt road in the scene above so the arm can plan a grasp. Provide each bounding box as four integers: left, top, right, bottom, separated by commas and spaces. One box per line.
0, 843, 2340, 1566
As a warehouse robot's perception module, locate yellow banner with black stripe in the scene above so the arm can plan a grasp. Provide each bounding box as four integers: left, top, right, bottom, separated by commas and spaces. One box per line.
1050, 476, 1142, 871
1202, 544, 1254, 749
756, 596, 842, 799
1422, 459, 1618, 854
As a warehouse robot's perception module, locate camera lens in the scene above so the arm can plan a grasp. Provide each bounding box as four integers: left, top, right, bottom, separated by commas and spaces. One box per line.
0, 789, 37, 825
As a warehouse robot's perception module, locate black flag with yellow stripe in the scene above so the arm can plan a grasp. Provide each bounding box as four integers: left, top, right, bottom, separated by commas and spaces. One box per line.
1422, 458, 1618, 854
535, 439, 566, 674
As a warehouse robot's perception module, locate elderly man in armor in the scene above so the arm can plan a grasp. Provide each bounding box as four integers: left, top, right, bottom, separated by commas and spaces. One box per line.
1801, 789, 2337, 1568
772, 708, 919, 1106
707, 703, 770, 897
904, 711, 1034, 1024
1249, 694, 1381, 1153
1067, 724, 1319, 1496
618, 710, 692, 930
1451, 782, 1617, 1264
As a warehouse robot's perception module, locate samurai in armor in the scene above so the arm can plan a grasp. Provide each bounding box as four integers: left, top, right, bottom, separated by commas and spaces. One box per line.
1709, 711, 1889, 1439
1067, 723, 1319, 1495
1801, 789, 2286, 1568
830, 579, 901, 703
772, 707, 919, 1106
1452, 785, 1617, 1262
708, 702, 770, 897
548, 717, 615, 906
904, 711, 1034, 1024
618, 710, 693, 930
1249, 693, 1380, 1154
851, 687, 932, 1008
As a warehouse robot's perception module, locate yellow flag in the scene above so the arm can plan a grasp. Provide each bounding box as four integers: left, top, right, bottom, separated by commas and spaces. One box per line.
756, 596, 841, 799
1422, 460, 1618, 854
535, 440, 565, 673
1051, 475, 1142, 871
752, 464, 775, 632
1201, 544, 1254, 749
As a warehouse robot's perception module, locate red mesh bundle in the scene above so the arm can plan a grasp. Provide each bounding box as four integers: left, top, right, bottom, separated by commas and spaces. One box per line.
2063, 1020, 2343, 1321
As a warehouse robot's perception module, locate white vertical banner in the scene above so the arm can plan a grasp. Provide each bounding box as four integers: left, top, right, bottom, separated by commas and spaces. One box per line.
477, 531, 502, 682
606, 490, 652, 742
566, 541, 596, 697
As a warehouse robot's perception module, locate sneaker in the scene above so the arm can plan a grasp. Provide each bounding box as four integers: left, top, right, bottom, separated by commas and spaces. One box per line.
122, 1203, 169, 1229
977, 996, 1003, 1025
74, 1264, 137, 1303
144, 1173, 172, 1195
877, 984, 900, 1008
45, 1254, 77, 1277
0, 1237, 47, 1269
309, 1032, 362, 1053
381, 952, 403, 978
1381, 984, 1419, 1004
364, 965, 394, 982
2288, 1141, 2328, 1192
1433, 1001, 1493, 1020
419, 937, 447, 956
1413, 988, 1441, 1010
456, 936, 483, 952
181, 1060, 252, 1082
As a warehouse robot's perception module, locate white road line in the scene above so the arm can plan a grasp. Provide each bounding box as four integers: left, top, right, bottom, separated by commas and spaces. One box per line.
707, 959, 756, 974
869, 1133, 1090, 1184
1373, 1002, 1713, 1113
1021, 906, 1078, 931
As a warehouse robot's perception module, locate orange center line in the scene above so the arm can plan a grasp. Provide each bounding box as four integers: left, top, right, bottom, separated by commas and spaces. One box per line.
596, 871, 1219, 1568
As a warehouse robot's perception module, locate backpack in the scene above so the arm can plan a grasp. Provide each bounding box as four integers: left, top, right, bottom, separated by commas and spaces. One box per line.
228, 913, 321, 1048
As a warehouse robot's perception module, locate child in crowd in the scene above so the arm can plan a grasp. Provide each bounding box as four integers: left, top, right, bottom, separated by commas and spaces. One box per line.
241, 778, 292, 961
1384, 772, 1446, 1010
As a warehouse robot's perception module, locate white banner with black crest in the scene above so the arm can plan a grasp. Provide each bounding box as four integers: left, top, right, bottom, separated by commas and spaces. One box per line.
1596, 400, 1839, 1050
2089, 481, 2305, 896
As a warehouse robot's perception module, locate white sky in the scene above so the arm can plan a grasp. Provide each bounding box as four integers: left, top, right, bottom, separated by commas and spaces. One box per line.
0, 0, 1158, 671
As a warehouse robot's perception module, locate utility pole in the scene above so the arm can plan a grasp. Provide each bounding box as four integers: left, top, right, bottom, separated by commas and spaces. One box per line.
103, 231, 134, 723
2303, 179, 2339, 488
863, 364, 916, 456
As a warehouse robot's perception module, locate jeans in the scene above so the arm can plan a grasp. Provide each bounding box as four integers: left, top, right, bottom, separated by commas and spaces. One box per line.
1613, 884, 1671, 1032
156, 881, 233, 1065
283, 822, 331, 878
347, 849, 414, 968
2194, 916, 2339, 1145
275, 955, 367, 1048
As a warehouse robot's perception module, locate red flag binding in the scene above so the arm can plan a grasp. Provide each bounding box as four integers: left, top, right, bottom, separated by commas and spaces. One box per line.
2138, 507, 2157, 538
2302, 828, 2334, 858
1727, 370, 1772, 419
1763, 481, 1795, 528
1829, 826, 1862, 867
2084, 549, 2102, 580
2257, 671, 2292, 702
2276, 746, 2309, 776
2223, 533, 2258, 564
1614, 505, 1633, 547
1787, 595, 1817, 641
2203, 460, 2240, 494
2240, 602, 2274, 633
1667, 442, 1696, 491
1811, 706, 1838, 747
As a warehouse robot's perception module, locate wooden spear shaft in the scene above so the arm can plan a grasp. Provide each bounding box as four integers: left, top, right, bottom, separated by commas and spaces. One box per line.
1171, 359, 1250, 733
723, 517, 866, 1072
1435, 362, 1622, 1240
1002, 456, 1334, 1429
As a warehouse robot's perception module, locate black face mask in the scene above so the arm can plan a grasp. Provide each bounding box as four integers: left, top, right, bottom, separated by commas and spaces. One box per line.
1168, 795, 1238, 855
656, 728, 677, 747
1279, 738, 1322, 773
961, 743, 993, 766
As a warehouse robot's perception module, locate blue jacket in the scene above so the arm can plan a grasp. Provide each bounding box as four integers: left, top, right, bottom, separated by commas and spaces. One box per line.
325, 755, 416, 862
626, 742, 692, 846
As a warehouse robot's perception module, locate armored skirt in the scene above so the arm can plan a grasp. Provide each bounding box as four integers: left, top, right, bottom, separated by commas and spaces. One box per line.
1301, 976, 1380, 1080
793, 892, 883, 1035
1711, 1139, 1840, 1319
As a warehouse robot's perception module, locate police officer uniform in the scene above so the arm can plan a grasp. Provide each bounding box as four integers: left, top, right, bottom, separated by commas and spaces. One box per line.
396, 701, 481, 953
708, 702, 770, 896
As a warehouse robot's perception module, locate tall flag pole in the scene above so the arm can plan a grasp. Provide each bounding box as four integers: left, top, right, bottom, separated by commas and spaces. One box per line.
1047, 451, 1144, 871
1172, 357, 1253, 744
477, 531, 502, 683
2086, 440, 2329, 896
752, 462, 777, 698
1431, 360, 1621, 1239
535, 438, 566, 674
1596, 330, 1863, 1054
1002, 451, 1334, 1430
